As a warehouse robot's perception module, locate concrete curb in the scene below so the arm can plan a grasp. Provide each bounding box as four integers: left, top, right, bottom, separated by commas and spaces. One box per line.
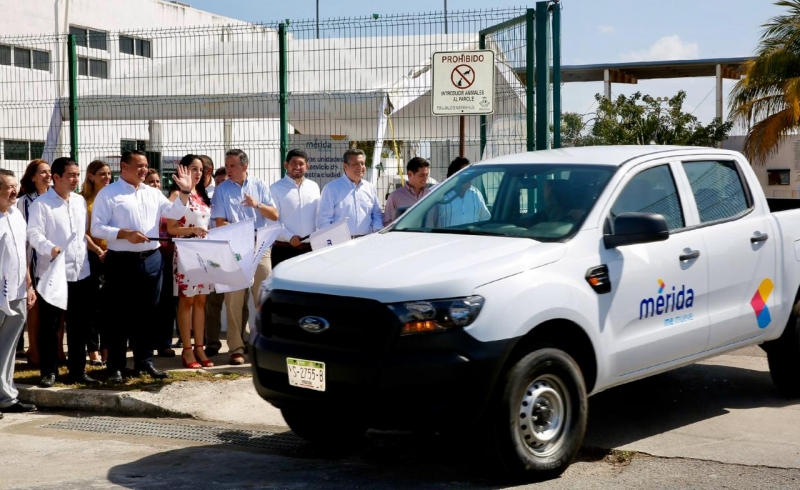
17, 384, 192, 419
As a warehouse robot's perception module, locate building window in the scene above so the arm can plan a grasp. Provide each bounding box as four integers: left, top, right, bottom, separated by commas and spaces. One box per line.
32, 50, 50, 71
137, 39, 151, 58
13, 48, 31, 69
120, 35, 152, 58
69, 26, 87, 47
78, 57, 108, 79
89, 59, 108, 79
3, 140, 30, 161
119, 36, 134, 55
768, 169, 791, 186
69, 26, 107, 51
121, 139, 147, 153
88, 30, 107, 50
30, 141, 45, 160
0, 45, 10, 66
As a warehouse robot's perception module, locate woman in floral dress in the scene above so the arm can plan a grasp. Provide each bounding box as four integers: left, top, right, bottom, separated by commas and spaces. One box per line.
166, 154, 214, 369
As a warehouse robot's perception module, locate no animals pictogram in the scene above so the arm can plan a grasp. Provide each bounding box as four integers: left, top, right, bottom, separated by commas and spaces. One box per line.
451, 64, 475, 89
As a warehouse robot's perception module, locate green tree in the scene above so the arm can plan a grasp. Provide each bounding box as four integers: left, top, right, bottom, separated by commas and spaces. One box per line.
581, 91, 732, 147
730, 0, 800, 165
560, 92, 731, 148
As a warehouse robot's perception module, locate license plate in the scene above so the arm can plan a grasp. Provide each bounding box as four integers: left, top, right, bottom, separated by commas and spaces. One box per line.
286, 358, 326, 392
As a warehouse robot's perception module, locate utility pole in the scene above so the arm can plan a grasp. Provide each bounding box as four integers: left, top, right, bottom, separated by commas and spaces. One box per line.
444, 0, 448, 34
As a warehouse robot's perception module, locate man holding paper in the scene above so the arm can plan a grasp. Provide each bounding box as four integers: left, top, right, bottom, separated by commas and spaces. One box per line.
91, 150, 193, 384
0, 168, 37, 414
317, 148, 383, 238
211, 149, 279, 365
270, 149, 320, 268
27, 157, 99, 387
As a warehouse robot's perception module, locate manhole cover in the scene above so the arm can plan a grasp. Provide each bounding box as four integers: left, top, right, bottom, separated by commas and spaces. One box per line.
42, 417, 309, 453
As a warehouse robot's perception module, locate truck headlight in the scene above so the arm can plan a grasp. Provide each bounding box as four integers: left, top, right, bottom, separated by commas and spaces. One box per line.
388, 296, 485, 336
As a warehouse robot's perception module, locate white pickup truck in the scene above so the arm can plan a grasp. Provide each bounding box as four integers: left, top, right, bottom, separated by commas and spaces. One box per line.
252, 146, 800, 480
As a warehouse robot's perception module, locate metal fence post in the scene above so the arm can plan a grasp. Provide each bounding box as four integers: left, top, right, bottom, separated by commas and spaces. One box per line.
525, 8, 535, 152
479, 32, 487, 158
535, 2, 550, 151
552, 2, 561, 149
279, 23, 289, 177
67, 34, 79, 162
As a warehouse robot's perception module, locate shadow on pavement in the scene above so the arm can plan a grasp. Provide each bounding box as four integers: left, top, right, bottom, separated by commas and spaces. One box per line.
106, 430, 514, 489
584, 361, 797, 448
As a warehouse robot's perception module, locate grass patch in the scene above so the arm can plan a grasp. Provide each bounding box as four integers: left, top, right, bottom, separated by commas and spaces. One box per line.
605, 449, 637, 466
13, 364, 248, 392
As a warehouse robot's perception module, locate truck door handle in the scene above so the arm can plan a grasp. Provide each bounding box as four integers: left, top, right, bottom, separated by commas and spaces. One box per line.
751, 233, 769, 243
679, 250, 700, 261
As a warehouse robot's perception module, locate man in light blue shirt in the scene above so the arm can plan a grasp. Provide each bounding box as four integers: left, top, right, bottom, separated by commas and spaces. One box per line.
211, 149, 279, 365
317, 148, 383, 237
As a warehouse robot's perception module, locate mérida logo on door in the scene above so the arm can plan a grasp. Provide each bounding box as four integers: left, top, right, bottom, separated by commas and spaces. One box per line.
639, 279, 695, 325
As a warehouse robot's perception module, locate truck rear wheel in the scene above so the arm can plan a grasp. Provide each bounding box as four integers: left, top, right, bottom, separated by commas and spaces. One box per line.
486, 348, 587, 481
281, 407, 367, 449
765, 300, 800, 398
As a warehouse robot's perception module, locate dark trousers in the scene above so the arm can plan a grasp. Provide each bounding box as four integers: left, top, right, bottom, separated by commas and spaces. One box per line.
271, 243, 311, 269
204, 290, 225, 351
155, 249, 177, 351
38, 277, 92, 378
104, 249, 163, 372
85, 252, 104, 353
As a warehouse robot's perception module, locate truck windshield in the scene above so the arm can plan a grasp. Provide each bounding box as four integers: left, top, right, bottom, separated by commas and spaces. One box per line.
390, 164, 617, 241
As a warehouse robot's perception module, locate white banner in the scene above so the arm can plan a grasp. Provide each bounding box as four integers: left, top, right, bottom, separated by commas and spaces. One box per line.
0, 233, 16, 317
309, 218, 351, 251
176, 220, 282, 293
36, 233, 77, 310
174, 239, 248, 289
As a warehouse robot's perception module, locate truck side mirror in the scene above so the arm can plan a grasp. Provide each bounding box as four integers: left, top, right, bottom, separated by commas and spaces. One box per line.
394, 205, 411, 221
604, 212, 669, 248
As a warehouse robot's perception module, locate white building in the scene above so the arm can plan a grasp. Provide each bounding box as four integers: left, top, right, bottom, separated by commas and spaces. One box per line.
0, 0, 280, 180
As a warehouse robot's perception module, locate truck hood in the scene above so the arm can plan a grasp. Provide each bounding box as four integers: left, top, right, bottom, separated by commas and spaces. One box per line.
270, 232, 567, 303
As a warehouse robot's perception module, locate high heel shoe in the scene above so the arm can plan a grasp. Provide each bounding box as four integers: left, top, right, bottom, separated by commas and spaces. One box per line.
182, 348, 201, 369
194, 345, 214, 368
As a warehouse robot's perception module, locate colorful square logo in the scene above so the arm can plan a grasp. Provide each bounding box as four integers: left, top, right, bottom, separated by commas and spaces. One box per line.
751, 279, 774, 329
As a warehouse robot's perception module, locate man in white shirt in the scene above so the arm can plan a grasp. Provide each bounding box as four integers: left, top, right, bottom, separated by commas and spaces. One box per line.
0, 169, 37, 414
91, 150, 193, 384
270, 149, 320, 268
27, 158, 99, 387
317, 148, 383, 237
432, 156, 491, 227
211, 149, 279, 366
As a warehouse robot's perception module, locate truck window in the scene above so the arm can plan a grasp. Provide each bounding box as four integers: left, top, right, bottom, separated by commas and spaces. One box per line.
610, 165, 684, 230
682, 160, 750, 223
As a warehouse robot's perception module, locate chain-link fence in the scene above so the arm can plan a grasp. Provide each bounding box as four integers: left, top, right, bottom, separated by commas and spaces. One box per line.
0, 6, 561, 203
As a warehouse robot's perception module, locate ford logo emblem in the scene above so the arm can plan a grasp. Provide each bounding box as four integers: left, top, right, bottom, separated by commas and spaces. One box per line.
298, 316, 330, 334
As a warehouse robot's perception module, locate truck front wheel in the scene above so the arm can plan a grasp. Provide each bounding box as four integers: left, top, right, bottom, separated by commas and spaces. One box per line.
486, 348, 588, 481
765, 300, 800, 398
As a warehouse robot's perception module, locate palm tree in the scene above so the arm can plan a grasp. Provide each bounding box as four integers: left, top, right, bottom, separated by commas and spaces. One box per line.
730, 0, 800, 165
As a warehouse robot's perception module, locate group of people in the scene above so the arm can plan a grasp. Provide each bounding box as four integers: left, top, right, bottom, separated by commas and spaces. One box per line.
0, 146, 478, 414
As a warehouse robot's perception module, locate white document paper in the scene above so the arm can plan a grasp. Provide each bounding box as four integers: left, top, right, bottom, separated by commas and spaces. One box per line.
309, 218, 351, 251
36, 233, 77, 310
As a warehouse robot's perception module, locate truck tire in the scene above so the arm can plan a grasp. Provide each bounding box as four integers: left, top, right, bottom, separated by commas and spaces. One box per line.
485, 348, 588, 481
765, 299, 800, 398
281, 407, 367, 449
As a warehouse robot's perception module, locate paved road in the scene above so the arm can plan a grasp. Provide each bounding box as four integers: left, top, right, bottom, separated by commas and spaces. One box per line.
4, 346, 800, 489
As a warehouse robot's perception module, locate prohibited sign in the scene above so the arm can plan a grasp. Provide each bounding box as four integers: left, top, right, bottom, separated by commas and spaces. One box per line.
451, 64, 475, 89
432, 50, 494, 116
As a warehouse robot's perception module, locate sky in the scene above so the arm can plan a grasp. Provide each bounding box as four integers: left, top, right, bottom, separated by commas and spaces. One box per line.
186, 0, 785, 128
